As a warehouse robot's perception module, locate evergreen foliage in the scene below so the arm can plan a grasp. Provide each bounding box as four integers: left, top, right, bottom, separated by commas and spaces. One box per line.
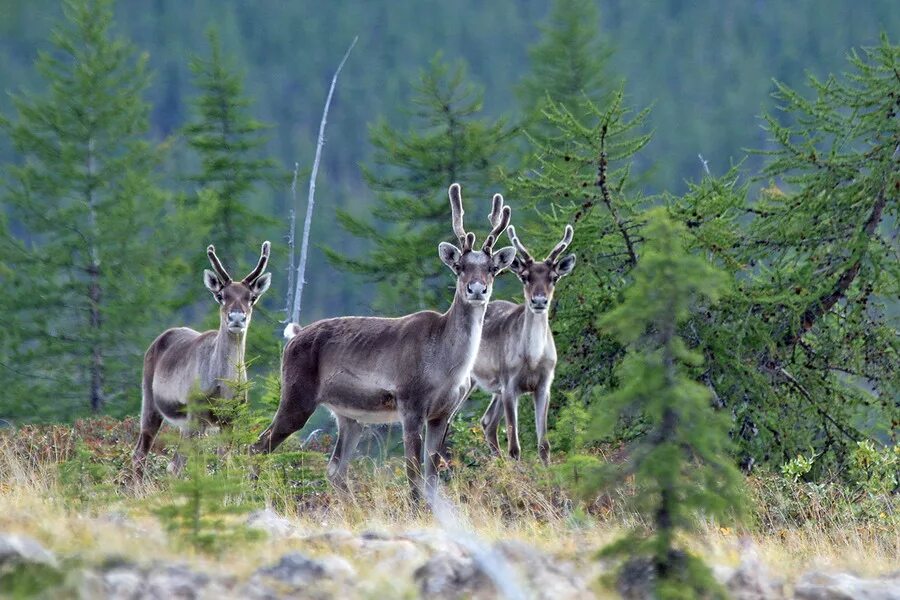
153, 438, 262, 554
325, 55, 513, 313
585, 210, 746, 598
0, 0, 188, 420
183, 28, 280, 260
668, 36, 899, 469
516, 0, 613, 137
510, 90, 650, 433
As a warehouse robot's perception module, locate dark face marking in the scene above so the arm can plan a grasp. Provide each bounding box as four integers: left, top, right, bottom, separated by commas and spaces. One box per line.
203, 271, 271, 334
512, 254, 576, 313
439, 244, 516, 305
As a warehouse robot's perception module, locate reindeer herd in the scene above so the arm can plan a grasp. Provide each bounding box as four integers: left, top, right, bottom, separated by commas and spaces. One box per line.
132, 183, 576, 501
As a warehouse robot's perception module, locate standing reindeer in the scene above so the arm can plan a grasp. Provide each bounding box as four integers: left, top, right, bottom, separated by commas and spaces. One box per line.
469, 224, 576, 465
252, 184, 515, 501
132, 241, 272, 478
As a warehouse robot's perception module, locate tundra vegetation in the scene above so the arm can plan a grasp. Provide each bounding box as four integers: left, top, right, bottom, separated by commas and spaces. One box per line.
0, 0, 897, 598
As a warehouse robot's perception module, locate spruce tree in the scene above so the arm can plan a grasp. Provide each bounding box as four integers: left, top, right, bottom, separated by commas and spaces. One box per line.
0, 0, 186, 420
326, 55, 512, 313
516, 0, 613, 138
183, 28, 280, 260
585, 209, 746, 598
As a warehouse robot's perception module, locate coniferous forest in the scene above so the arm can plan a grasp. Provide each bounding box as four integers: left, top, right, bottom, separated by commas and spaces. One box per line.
0, 1, 897, 598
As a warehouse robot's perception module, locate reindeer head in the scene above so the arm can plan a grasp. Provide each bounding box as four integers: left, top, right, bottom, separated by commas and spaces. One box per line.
506, 224, 576, 314
438, 183, 516, 305
203, 241, 273, 335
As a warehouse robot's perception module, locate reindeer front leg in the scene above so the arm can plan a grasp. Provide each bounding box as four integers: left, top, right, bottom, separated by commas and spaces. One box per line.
401, 412, 424, 504
534, 376, 553, 465
424, 414, 452, 502
501, 390, 521, 460
480, 393, 503, 455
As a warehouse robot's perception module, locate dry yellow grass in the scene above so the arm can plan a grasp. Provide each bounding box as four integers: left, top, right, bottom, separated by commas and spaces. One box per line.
0, 423, 897, 592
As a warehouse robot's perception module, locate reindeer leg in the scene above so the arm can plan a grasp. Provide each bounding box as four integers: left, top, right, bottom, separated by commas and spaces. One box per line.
480, 393, 503, 456
132, 399, 162, 481
424, 414, 451, 503
534, 378, 553, 465
327, 416, 363, 489
502, 391, 521, 461
401, 412, 424, 505
250, 376, 315, 455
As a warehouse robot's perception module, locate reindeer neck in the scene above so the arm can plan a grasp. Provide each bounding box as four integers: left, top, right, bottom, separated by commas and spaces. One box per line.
440, 293, 487, 355
212, 318, 247, 383
520, 306, 551, 363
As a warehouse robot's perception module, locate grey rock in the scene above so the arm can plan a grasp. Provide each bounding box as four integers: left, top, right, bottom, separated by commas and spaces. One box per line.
413, 551, 493, 599
255, 552, 356, 587
495, 540, 590, 599
0, 533, 58, 569
716, 546, 784, 599
145, 564, 211, 599
795, 571, 900, 600
102, 566, 145, 599
246, 508, 297, 538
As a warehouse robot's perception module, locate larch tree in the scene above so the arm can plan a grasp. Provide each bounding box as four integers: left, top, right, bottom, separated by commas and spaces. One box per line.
326, 54, 513, 314
508, 91, 651, 445
0, 0, 186, 419
668, 35, 899, 470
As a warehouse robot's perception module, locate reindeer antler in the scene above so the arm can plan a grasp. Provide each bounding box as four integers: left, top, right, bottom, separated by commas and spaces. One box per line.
242, 241, 271, 284
505, 225, 534, 263
207, 244, 232, 283
546, 225, 574, 263
449, 183, 475, 251
482, 193, 511, 253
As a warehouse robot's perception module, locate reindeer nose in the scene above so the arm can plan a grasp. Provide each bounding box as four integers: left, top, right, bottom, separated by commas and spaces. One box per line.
531, 295, 548, 310
228, 311, 247, 326
466, 281, 487, 297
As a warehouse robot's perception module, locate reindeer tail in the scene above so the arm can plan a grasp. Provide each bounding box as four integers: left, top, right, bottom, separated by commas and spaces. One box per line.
283, 322, 302, 340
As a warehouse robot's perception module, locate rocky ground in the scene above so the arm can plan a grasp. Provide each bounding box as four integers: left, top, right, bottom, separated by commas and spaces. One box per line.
2, 508, 898, 599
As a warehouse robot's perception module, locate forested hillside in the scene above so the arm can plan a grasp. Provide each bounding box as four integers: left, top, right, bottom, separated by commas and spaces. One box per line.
2, 0, 896, 321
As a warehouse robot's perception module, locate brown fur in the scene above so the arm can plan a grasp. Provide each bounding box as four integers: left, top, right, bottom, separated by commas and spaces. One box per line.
468, 225, 576, 464
252, 185, 515, 501
132, 242, 272, 478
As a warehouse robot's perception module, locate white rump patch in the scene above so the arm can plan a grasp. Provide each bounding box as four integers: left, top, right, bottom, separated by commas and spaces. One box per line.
283, 322, 302, 339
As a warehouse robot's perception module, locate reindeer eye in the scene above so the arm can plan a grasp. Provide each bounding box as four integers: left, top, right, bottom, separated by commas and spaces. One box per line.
250, 295, 258, 304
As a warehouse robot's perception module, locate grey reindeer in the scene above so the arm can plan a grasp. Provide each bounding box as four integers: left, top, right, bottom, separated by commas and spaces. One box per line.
252, 184, 515, 501
132, 241, 273, 478
469, 224, 576, 464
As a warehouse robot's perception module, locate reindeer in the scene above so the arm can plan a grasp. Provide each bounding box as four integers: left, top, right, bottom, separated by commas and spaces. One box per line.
469, 224, 576, 465
132, 241, 273, 478
251, 184, 515, 501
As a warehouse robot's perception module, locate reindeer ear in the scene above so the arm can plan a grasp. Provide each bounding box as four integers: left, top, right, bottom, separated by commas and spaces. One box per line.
251, 273, 272, 299
510, 255, 527, 275
203, 269, 224, 295
438, 242, 462, 272
557, 253, 577, 277
491, 246, 516, 273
